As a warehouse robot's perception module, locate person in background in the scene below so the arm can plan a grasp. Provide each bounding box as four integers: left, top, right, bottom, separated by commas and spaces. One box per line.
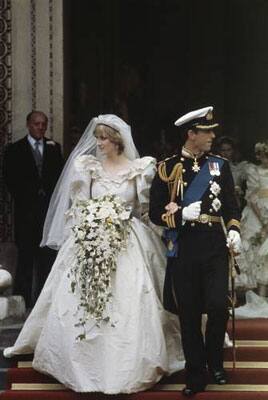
3, 111, 63, 308
236, 142, 268, 303
215, 136, 248, 210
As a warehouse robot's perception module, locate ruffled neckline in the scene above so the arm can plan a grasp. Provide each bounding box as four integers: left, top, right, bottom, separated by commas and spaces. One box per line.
75, 155, 155, 183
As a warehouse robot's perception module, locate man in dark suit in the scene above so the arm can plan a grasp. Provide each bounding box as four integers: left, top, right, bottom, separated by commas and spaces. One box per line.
3, 111, 63, 308
149, 107, 241, 396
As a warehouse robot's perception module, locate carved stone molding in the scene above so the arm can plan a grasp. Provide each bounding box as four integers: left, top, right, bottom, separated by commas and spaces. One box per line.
11, 0, 63, 143
0, 0, 12, 242
30, 0, 36, 110
48, 0, 53, 137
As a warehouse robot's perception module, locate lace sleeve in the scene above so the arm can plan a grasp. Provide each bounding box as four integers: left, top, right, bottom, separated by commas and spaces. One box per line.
69, 155, 94, 202
135, 157, 156, 218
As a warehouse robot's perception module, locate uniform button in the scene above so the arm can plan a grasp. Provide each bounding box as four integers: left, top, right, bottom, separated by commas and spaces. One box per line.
209, 180, 213, 184
182, 169, 186, 173
208, 222, 212, 227
180, 157, 185, 161
184, 182, 188, 186
209, 194, 213, 199
191, 222, 195, 227
178, 206, 182, 210
209, 208, 213, 213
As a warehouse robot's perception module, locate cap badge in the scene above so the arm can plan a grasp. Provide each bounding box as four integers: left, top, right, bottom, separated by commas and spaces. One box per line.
206, 110, 213, 121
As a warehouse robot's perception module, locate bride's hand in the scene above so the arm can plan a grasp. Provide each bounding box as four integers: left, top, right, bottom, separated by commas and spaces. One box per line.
165, 202, 179, 215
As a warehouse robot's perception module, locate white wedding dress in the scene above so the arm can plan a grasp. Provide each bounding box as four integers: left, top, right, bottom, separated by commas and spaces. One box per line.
4, 155, 184, 394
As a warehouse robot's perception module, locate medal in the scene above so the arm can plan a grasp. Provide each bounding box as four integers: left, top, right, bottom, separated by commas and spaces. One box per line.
208, 162, 220, 176
182, 147, 201, 173
192, 157, 200, 173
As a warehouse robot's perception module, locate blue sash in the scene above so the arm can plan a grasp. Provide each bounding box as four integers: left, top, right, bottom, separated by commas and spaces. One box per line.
182, 156, 224, 206
163, 156, 224, 257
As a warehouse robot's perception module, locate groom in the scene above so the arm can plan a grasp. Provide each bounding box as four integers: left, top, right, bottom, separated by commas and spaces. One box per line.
149, 107, 241, 396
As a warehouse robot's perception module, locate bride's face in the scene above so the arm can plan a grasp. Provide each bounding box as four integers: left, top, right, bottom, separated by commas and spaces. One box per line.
259, 152, 268, 168
96, 132, 118, 157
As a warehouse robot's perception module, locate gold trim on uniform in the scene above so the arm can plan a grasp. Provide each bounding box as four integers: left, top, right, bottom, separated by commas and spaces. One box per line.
195, 123, 219, 129
208, 152, 228, 160
182, 146, 201, 173
171, 214, 176, 228
206, 110, 213, 120
196, 214, 221, 224
158, 161, 184, 201
161, 213, 176, 228
227, 219, 240, 230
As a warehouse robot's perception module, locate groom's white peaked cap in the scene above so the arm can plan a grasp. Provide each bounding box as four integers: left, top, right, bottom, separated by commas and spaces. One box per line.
174, 106, 219, 130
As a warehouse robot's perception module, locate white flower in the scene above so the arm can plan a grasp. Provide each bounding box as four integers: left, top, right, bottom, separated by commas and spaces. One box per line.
85, 213, 95, 224
99, 207, 116, 220
212, 198, 221, 212
210, 181, 221, 196
69, 194, 131, 340
120, 210, 131, 220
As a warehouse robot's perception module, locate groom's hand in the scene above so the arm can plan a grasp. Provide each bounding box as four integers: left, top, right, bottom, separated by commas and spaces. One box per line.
182, 201, 202, 221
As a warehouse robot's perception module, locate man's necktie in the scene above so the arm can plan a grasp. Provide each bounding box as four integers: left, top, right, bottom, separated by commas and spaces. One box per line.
34, 140, 43, 176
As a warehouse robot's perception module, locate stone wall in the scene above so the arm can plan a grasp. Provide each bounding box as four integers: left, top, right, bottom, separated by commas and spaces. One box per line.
0, 0, 64, 275
11, 0, 64, 143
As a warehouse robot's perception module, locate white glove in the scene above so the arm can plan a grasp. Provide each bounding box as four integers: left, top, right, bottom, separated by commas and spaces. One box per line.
182, 201, 201, 221
226, 230, 241, 254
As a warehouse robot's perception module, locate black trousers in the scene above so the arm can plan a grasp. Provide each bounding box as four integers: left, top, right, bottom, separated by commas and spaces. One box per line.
172, 229, 229, 387
14, 232, 56, 308
13, 245, 57, 308
13, 198, 57, 308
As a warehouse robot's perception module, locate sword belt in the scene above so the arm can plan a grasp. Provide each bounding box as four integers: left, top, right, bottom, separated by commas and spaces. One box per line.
195, 214, 222, 224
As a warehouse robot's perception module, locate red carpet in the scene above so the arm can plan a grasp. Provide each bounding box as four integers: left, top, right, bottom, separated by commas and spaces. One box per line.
2, 319, 268, 399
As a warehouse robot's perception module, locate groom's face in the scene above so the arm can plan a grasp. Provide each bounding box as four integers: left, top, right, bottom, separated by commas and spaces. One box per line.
190, 129, 216, 153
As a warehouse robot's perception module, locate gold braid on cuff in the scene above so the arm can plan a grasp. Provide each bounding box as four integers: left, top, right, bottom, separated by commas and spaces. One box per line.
227, 219, 240, 230
161, 212, 176, 228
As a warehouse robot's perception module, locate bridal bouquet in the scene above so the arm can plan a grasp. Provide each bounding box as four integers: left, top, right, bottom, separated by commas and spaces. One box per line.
69, 194, 131, 340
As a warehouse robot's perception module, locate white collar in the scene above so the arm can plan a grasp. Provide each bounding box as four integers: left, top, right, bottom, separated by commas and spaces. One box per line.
27, 134, 44, 146
27, 134, 44, 156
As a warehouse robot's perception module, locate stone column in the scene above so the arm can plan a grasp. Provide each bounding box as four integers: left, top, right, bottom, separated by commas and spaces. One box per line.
0, 0, 64, 282
11, 0, 64, 143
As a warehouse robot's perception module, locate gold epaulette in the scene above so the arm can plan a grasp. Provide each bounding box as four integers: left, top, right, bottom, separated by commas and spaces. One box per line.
158, 161, 183, 184
157, 154, 177, 166
158, 159, 184, 202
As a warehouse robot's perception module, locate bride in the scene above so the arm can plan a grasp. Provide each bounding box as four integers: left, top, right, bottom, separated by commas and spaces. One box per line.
4, 114, 184, 394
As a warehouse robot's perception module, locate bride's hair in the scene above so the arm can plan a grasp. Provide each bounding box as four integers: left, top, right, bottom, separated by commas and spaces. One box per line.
94, 124, 125, 155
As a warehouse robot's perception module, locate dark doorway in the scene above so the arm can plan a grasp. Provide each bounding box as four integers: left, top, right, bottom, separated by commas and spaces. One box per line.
65, 0, 268, 160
